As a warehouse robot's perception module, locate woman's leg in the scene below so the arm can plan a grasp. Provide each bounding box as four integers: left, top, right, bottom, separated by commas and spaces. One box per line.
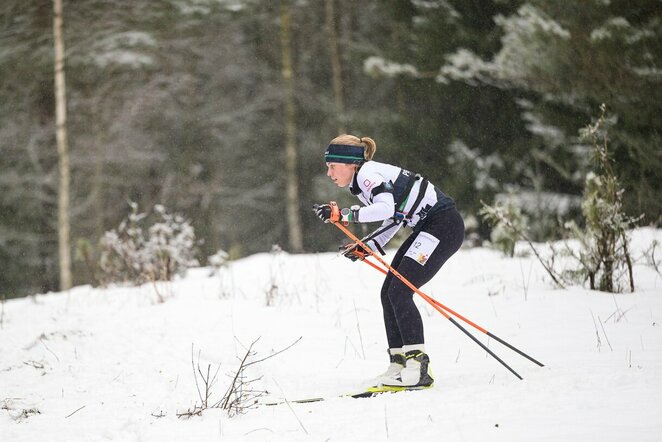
380, 234, 416, 349
378, 208, 464, 387
384, 208, 465, 346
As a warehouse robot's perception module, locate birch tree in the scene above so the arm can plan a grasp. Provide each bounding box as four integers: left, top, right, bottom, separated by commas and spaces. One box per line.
53, 0, 72, 290
325, 0, 346, 134
280, 1, 303, 253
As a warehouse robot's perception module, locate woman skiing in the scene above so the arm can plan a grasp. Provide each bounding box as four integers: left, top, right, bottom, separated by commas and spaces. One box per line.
314, 134, 465, 389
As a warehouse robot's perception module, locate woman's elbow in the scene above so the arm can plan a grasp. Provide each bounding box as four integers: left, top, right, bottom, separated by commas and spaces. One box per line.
378, 202, 395, 218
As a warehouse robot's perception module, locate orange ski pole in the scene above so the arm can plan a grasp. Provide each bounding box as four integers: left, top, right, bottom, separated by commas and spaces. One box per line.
360, 255, 543, 369
329, 203, 543, 377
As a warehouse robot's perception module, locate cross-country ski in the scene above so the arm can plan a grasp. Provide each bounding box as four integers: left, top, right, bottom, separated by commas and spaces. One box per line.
262, 384, 433, 406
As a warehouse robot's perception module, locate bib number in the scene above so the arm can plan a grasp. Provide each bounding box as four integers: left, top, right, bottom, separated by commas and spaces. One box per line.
404, 232, 439, 266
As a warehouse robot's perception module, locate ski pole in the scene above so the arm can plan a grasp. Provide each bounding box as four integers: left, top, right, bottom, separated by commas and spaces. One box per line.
322, 203, 544, 370
354, 253, 523, 380
328, 205, 542, 377
334, 206, 543, 367
359, 255, 544, 368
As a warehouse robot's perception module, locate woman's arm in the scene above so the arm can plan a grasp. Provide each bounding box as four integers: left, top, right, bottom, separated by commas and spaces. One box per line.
356, 191, 395, 222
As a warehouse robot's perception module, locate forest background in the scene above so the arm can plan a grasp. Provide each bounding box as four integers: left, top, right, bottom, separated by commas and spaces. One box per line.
1, 0, 660, 298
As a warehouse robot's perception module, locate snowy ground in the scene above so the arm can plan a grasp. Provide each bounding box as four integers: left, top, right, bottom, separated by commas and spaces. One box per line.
2, 228, 661, 441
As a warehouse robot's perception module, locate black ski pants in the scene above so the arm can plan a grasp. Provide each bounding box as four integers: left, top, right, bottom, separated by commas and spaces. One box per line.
381, 206, 465, 348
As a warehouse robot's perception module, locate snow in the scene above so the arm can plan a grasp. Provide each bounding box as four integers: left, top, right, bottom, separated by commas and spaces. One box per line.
495, 5, 571, 40
86, 32, 156, 68
439, 5, 574, 89
91, 50, 154, 69
447, 139, 503, 190
170, 0, 247, 15
495, 189, 581, 217
2, 228, 662, 441
363, 56, 420, 79
438, 48, 492, 85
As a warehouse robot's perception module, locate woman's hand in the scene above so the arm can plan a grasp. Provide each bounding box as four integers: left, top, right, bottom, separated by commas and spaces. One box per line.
340, 243, 369, 261
313, 204, 336, 223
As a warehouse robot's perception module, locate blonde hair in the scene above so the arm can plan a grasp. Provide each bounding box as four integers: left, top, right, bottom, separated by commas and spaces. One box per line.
329, 134, 377, 161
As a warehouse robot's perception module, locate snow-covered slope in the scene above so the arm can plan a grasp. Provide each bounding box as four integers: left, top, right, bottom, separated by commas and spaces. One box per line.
2, 229, 661, 441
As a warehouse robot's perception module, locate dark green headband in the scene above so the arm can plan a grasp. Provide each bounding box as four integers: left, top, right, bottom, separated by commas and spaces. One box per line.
324, 144, 365, 164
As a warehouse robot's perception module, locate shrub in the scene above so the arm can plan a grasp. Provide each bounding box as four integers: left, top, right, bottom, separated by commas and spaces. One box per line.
98, 203, 199, 286
481, 105, 638, 293
567, 105, 637, 292
480, 197, 529, 257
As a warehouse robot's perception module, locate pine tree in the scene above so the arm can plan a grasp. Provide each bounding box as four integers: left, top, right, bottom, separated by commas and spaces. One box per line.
442, 0, 662, 222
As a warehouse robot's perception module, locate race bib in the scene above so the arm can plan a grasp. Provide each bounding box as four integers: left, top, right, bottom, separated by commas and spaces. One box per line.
404, 232, 439, 266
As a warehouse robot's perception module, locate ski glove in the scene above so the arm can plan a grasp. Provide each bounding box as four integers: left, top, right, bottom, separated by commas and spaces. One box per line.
314, 204, 336, 223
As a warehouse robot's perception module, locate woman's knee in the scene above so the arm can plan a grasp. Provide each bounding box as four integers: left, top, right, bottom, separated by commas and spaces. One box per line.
385, 279, 413, 306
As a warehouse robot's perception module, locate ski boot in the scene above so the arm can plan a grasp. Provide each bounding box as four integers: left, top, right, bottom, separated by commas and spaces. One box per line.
365, 348, 406, 387
381, 346, 434, 388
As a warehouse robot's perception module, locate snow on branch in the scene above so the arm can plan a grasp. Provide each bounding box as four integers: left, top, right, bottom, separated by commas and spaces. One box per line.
363, 56, 420, 79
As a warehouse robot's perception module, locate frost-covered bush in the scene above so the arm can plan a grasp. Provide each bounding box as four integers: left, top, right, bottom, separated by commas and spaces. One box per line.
208, 249, 234, 298
480, 198, 529, 257
481, 106, 638, 293
562, 106, 637, 292
480, 198, 565, 288
98, 203, 199, 286
208, 249, 229, 269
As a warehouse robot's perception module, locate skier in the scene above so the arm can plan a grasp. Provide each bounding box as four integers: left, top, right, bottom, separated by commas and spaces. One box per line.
314, 134, 465, 389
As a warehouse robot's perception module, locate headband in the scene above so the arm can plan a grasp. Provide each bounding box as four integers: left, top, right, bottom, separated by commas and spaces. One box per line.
324, 144, 365, 164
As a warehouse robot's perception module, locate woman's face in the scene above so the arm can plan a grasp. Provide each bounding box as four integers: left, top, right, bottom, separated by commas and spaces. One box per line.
326, 162, 356, 187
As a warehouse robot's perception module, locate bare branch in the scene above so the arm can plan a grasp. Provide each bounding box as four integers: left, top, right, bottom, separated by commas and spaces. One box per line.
179, 337, 299, 419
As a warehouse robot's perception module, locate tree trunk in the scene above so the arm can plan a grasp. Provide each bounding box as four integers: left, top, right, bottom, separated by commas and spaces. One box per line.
325, 0, 346, 134
53, 0, 72, 290
280, 1, 303, 252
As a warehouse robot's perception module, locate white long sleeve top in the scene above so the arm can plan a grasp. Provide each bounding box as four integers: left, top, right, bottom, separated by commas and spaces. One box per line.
349, 160, 454, 250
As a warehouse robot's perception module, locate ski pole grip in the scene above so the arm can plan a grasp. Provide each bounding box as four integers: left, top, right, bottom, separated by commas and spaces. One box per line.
329, 201, 341, 223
